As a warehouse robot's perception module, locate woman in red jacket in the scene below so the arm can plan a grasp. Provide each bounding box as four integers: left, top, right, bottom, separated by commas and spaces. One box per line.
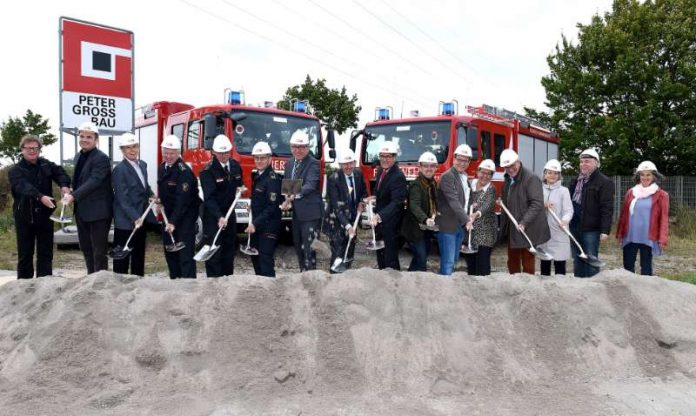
616, 161, 669, 276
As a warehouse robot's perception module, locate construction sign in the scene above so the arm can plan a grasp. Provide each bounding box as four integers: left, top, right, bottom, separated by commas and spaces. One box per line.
59, 17, 134, 134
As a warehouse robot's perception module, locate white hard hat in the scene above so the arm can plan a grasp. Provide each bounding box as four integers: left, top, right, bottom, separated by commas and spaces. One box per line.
337, 149, 356, 164
478, 159, 496, 172
118, 133, 138, 148
212, 134, 232, 153
454, 144, 472, 158
636, 160, 657, 173
378, 141, 398, 154
161, 134, 181, 150
78, 121, 99, 136
418, 151, 437, 164
543, 159, 562, 172
251, 141, 272, 156
499, 149, 519, 168
289, 130, 310, 145
580, 148, 600, 161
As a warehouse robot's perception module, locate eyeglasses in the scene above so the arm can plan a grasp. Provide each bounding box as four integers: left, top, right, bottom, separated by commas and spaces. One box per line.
22, 146, 41, 152
379, 154, 395, 159
290, 145, 308, 149
454, 157, 470, 163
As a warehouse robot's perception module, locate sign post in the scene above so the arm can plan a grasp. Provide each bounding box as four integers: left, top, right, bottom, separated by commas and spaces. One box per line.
59, 17, 134, 163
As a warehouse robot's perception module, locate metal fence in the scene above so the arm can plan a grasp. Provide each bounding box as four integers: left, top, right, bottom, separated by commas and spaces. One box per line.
562, 175, 696, 217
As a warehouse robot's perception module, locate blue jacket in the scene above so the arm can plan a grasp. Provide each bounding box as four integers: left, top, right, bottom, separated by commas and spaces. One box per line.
112, 158, 154, 230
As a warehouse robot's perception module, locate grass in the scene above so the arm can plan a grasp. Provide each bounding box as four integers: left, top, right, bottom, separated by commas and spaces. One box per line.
663, 272, 696, 285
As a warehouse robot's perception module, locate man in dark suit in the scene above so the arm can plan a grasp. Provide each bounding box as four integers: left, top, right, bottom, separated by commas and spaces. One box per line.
200, 134, 243, 277
158, 134, 200, 279
112, 133, 154, 276
435, 144, 472, 275
9, 135, 71, 279
282, 130, 322, 271
63, 121, 113, 274
326, 149, 367, 272
370, 141, 407, 270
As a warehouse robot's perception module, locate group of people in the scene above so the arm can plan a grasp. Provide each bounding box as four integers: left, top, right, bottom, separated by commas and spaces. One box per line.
8, 121, 670, 279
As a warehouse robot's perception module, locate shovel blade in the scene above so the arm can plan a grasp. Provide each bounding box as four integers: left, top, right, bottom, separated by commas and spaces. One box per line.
165, 241, 186, 253
194, 244, 218, 262
240, 246, 259, 256
460, 245, 478, 254
50, 215, 73, 224
366, 240, 385, 251
530, 246, 554, 261
330, 258, 347, 273
110, 246, 132, 260
580, 254, 605, 268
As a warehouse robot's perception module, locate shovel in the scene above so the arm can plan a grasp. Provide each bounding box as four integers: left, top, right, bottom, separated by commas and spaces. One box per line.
330, 211, 362, 273
460, 205, 478, 254
240, 209, 259, 256
158, 206, 186, 253
111, 201, 156, 260
498, 198, 553, 261
365, 199, 385, 251
546, 206, 605, 268
194, 188, 243, 262
50, 195, 73, 224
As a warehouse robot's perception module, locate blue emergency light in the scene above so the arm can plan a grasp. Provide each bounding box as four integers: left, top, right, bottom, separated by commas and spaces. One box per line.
377, 108, 391, 120
293, 101, 307, 113
227, 90, 243, 105
442, 102, 455, 115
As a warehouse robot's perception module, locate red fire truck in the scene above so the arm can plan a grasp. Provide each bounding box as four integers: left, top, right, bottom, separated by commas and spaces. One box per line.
128, 92, 335, 234
351, 102, 559, 196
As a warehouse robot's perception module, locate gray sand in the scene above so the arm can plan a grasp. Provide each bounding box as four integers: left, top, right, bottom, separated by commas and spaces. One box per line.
1, 269, 695, 415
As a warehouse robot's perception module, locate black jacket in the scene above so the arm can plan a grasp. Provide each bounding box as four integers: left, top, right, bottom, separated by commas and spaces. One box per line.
200, 157, 243, 232
158, 158, 200, 227
374, 163, 407, 230
569, 169, 614, 234
326, 169, 368, 229
251, 165, 283, 233
72, 148, 113, 222
9, 157, 71, 223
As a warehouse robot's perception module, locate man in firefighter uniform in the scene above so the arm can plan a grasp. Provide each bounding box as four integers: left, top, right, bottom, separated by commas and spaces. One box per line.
200, 134, 243, 277
9, 135, 71, 279
282, 130, 322, 271
246, 141, 283, 277
158, 134, 200, 279
325, 148, 367, 272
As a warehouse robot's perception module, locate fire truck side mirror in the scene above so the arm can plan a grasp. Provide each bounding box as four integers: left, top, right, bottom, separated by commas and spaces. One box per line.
349, 131, 358, 151
467, 126, 478, 148
203, 114, 217, 150
326, 129, 336, 149
328, 149, 336, 160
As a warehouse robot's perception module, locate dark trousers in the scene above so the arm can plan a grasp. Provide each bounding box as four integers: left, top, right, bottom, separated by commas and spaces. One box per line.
540, 260, 567, 276
623, 242, 653, 276
376, 222, 401, 270
204, 224, 236, 278
163, 216, 196, 279
408, 231, 433, 272
292, 218, 320, 272
76, 216, 111, 274
465, 245, 492, 276
570, 225, 601, 278
251, 231, 278, 277
507, 246, 535, 274
113, 227, 147, 276
15, 216, 54, 279
330, 231, 357, 273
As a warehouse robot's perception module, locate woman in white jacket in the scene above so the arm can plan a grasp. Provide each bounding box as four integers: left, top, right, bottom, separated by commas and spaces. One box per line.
539, 159, 574, 276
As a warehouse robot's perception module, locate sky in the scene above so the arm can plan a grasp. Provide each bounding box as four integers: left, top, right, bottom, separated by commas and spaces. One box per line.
0, 0, 613, 162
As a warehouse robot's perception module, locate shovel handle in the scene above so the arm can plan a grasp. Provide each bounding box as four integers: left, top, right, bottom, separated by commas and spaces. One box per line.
546, 206, 587, 257
498, 199, 536, 250
366, 200, 378, 242
123, 202, 157, 249
342, 212, 362, 261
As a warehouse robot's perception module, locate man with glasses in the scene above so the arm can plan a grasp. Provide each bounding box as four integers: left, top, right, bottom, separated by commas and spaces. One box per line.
282, 130, 322, 271
200, 134, 244, 277
247, 141, 283, 277
9, 135, 71, 279
499, 148, 550, 274
435, 144, 472, 275
62, 121, 113, 274
370, 141, 407, 270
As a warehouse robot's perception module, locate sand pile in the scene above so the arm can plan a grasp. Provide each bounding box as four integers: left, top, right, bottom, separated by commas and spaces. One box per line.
1, 269, 695, 415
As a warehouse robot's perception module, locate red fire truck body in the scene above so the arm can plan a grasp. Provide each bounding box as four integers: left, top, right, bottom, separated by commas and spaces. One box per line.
353, 103, 560, 198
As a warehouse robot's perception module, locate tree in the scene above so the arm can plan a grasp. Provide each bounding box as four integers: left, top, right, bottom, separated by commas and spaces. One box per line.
278, 75, 361, 134
537, 0, 696, 175
0, 110, 57, 164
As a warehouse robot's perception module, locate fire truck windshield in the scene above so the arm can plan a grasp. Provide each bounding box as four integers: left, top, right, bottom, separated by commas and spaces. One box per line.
233, 111, 321, 158
362, 121, 450, 165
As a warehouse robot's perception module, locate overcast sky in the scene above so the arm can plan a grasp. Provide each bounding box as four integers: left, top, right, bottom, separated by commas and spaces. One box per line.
0, 0, 613, 161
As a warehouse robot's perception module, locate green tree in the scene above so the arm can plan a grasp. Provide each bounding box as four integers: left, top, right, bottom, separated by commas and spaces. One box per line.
537, 0, 696, 175
0, 110, 57, 164
278, 75, 361, 134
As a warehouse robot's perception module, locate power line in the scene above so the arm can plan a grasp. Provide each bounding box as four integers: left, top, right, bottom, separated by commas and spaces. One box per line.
177, 0, 431, 108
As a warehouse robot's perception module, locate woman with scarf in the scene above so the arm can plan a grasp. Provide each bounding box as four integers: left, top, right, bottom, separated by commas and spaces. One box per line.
538, 159, 573, 276
401, 152, 439, 272
463, 159, 497, 276
616, 161, 669, 276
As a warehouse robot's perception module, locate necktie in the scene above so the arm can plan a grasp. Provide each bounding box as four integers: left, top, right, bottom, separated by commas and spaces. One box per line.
291, 159, 299, 179
377, 169, 386, 190
348, 175, 355, 208
224, 163, 230, 176
164, 165, 169, 174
